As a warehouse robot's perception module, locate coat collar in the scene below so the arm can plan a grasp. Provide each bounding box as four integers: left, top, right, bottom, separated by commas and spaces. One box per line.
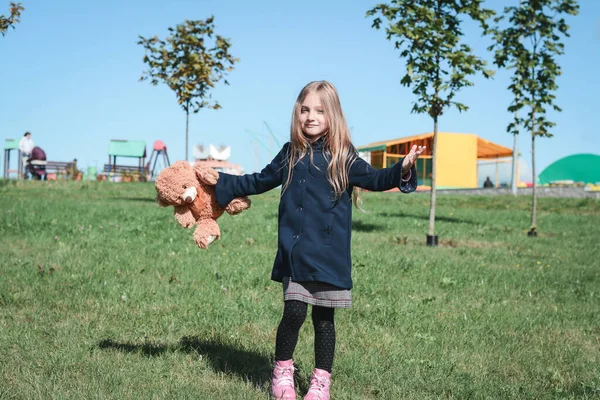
310, 136, 327, 150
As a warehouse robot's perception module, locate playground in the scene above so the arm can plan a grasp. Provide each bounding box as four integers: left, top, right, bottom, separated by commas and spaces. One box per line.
3, 138, 171, 182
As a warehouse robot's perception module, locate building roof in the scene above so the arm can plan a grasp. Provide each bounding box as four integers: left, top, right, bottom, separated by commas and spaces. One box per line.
193, 144, 231, 161
108, 140, 147, 158
539, 153, 600, 184
357, 132, 513, 159
4, 139, 18, 150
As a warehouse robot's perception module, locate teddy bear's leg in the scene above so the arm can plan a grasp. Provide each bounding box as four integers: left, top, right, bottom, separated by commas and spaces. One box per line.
225, 197, 251, 215
193, 219, 221, 249
174, 206, 196, 228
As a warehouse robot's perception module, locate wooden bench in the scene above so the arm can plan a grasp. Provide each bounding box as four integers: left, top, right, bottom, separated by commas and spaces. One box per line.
45, 161, 71, 174
28, 160, 79, 180
103, 164, 145, 174
99, 164, 148, 182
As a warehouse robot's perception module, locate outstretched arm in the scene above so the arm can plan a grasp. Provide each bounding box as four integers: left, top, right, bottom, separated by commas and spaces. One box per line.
215, 143, 290, 208
349, 145, 425, 193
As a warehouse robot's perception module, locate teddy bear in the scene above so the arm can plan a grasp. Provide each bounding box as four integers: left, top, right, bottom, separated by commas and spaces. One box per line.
155, 161, 251, 248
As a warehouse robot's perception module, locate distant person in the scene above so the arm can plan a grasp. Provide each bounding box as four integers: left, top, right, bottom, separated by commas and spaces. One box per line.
213, 81, 424, 399
483, 176, 494, 188
68, 158, 80, 180
19, 132, 34, 177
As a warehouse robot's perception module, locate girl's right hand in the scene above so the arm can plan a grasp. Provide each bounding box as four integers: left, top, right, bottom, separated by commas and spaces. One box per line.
402, 145, 426, 175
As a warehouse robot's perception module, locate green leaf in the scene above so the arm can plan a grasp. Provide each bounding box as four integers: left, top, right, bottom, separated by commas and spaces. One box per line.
138, 17, 239, 114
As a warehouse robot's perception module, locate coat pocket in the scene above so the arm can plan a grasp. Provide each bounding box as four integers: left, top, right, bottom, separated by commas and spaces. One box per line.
324, 212, 335, 245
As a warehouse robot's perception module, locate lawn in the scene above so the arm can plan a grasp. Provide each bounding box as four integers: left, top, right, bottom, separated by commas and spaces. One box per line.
1, 180, 599, 399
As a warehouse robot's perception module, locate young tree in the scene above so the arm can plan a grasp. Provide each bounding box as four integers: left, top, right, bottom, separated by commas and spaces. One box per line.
367, 0, 494, 246
0, 2, 24, 37
138, 17, 239, 161
488, 0, 579, 236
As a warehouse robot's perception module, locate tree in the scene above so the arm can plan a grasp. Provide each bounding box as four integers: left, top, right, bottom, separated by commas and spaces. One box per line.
487, 0, 579, 236
138, 17, 239, 161
367, 0, 494, 246
0, 2, 24, 37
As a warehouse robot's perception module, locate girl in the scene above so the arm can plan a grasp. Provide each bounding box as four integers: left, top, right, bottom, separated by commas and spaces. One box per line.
215, 81, 424, 400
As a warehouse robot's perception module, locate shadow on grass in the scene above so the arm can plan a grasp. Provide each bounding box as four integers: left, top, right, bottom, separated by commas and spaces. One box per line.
109, 197, 158, 203
99, 338, 168, 357
179, 336, 272, 386
351, 220, 381, 232
378, 211, 478, 225
98, 336, 273, 387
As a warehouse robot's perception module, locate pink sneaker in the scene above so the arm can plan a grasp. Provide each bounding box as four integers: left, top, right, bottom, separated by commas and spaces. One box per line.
270, 359, 296, 400
304, 368, 331, 400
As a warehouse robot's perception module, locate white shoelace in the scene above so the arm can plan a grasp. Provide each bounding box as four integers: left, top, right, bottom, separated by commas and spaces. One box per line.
307, 376, 329, 398
273, 366, 294, 387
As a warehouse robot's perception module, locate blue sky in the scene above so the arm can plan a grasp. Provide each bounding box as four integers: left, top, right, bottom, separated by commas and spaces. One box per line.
1, 0, 597, 181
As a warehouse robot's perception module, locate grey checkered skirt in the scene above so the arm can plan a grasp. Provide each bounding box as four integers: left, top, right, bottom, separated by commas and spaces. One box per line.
282, 277, 352, 308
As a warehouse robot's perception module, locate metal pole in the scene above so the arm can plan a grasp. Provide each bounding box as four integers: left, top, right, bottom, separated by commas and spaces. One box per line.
495, 156, 499, 187
18, 150, 22, 179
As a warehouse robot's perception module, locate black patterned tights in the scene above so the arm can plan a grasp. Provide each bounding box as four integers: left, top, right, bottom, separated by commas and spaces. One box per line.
274, 300, 336, 372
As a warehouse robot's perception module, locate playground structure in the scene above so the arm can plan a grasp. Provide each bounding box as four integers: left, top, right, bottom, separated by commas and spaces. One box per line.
3, 139, 20, 179
100, 139, 172, 181
193, 143, 244, 175
358, 132, 516, 189
3, 138, 74, 180
3, 137, 173, 182
147, 140, 171, 180
101, 139, 149, 182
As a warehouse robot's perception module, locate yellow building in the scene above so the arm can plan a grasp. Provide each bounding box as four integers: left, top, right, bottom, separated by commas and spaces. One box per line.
357, 132, 514, 189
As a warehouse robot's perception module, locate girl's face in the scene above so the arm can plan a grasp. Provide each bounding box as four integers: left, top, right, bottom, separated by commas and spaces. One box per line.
299, 91, 329, 143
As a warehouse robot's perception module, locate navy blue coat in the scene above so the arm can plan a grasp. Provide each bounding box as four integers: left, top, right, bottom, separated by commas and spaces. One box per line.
215, 138, 417, 289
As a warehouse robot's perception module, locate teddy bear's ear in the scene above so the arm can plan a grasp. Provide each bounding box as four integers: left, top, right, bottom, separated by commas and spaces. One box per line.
194, 165, 219, 186
169, 160, 192, 172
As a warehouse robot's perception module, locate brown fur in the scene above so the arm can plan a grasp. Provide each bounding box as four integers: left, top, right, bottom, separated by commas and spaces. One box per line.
155, 161, 251, 248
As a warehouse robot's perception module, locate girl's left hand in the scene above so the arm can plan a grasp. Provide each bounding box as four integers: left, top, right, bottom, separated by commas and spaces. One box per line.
402, 145, 426, 174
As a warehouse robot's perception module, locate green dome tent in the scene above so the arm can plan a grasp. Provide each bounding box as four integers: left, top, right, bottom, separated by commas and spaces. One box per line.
539, 154, 600, 185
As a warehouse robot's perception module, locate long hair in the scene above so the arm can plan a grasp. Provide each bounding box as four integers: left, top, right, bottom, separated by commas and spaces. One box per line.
283, 81, 361, 208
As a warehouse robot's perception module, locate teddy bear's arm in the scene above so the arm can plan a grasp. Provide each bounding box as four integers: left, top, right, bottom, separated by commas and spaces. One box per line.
193, 219, 221, 249
194, 165, 219, 186
225, 197, 251, 215
174, 206, 196, 228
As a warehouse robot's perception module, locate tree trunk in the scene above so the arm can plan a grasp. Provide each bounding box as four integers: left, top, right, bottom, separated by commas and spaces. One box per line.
428, 117, 438, 238
512, 0, 523, 196
530, 111, 537, 232
185, 107, 190, 162
511, 126, 519, 195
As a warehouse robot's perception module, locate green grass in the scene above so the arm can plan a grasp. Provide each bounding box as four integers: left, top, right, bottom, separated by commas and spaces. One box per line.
1, 180, 599, 399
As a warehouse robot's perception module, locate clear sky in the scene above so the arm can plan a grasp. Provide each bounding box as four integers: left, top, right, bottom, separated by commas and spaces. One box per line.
1, 0, 597, 182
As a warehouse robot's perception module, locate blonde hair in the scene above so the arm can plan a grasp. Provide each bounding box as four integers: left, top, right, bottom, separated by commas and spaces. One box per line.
283, 81, 361, 208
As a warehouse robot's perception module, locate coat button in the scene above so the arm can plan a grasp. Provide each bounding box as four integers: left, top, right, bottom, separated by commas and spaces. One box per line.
299, 178, 305, 184
297, 206, 303, 212
293, 234, 299, 240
